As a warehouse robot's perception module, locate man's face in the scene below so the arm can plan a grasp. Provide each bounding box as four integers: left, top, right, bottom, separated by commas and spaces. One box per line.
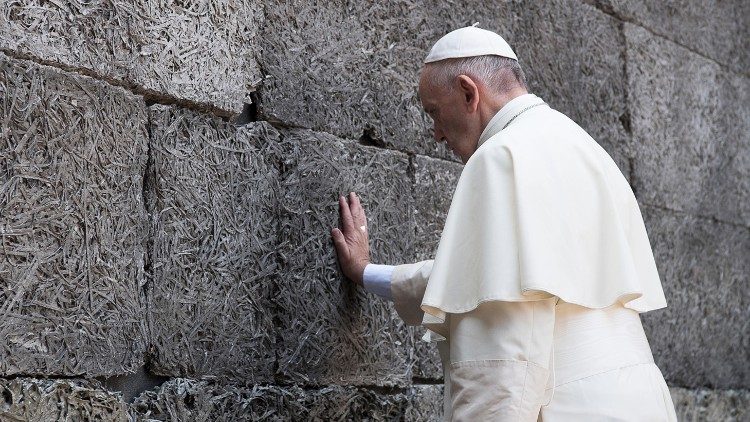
418, 67, 478, 163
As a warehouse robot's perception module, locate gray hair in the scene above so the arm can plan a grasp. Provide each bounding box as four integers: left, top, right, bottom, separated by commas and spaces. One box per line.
426, 55, 528, 93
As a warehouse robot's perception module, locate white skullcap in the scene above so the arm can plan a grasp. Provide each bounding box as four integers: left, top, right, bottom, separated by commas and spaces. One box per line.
424, 25, 518, 63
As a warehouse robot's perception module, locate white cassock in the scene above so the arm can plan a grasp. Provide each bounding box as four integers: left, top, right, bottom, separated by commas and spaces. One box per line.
363, 93, 678, 421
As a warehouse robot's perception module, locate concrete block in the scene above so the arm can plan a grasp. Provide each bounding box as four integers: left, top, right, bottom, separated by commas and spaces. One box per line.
275, 128, 414, 386
0, 0, 263, 113
641, 205, 749, 388
513, 0, 631, 175
129, 379, 259, 421
0, 53, 148, 376
412, 155, 463, 261
130, 379, 427, 420
408, 327, 444, 381
626, 24, 750, 226
669, 387, 749, 422
600, 0, 749, 74
259, 0, 630, 172
281, 385, 411, 420
409, 155, 462, 380
0, 378, 127, 422
146, 106, 279, 381
259, 0, 488, 160
406, 384, 445, 421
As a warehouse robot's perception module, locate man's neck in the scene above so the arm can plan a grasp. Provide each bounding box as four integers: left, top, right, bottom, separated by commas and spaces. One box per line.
479, 87, 529, 130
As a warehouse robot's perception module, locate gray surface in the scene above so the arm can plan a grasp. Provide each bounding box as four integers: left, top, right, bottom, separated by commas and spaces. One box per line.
258, 0, 631, 170
514, 0, 632, 176
146, 106, 278, 381
0, 53, 148, 376
641, 205, 749, 389
0, 0, 263, 113
100, 366, 169, 404
412, 155, 463, 261
410, 155, 463, 380
408, 327, 444, 382
129, 378, 442, 421
0, 378, 127, 422
626, 24, 750, 227
599, 0, 749, 74
406, 384, 445, 421
0, 0, 747, 419
258, 0, 464, 160
670, 387, 749, 422
274, 128, 415, 386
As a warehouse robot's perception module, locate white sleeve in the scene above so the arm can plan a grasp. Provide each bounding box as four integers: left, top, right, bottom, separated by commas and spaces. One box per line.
362, 263, 395, 301
447, 297, 557, 421
390, 260, 434, 325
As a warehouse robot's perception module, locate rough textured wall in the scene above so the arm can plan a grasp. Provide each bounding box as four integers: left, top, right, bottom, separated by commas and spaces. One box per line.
1, 0, 747, 420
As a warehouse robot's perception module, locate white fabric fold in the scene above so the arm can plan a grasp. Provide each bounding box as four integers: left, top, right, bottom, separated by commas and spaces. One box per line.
390, 260, 434, 326
421, 93, 667, 330
447, 298, 557, 421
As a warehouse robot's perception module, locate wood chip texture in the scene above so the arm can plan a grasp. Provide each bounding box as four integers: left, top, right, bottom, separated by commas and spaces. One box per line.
0, 52, 149, 376
274, 128, 416, 387
0, 378, 127, 422
146, 105, 279, 381
0, 0, 263, 112
129, 378, 442, 421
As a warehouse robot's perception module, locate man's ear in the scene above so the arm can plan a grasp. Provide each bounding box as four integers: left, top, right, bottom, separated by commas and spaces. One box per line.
456, 75, 480, 113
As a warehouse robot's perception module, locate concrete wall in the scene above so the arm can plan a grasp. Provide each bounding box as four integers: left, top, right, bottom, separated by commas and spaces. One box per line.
0, 0, 747, 420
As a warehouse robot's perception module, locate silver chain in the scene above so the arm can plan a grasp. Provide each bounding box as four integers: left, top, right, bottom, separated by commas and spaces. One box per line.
502, 102, 546, 130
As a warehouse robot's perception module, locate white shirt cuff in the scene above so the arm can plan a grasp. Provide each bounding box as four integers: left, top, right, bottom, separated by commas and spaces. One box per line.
362, 263, 395, 301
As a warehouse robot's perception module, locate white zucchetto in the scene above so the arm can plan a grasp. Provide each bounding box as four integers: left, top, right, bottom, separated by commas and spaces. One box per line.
424, 25, 518, 63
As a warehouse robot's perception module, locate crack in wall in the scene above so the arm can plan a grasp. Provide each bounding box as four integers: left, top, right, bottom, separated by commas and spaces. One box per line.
0, 47, 236, 121
141, 108, 157, 385
98, 366, 168, 403
270, 128, 290, 386
0, 47, 461, 167
641, 202, 749, 230
411, 376, 443, 385
0, 374, 89, 381
581, 0, 749, 77
617, 17, 638, 195
4, 374, 745, 393
264, 120, 462, 166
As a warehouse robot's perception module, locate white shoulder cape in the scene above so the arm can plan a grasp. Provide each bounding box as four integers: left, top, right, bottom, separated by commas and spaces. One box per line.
421, 94, 667, 335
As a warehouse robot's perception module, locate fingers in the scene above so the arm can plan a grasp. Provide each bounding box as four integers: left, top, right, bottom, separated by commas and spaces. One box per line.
338, 195, 355, 232
348, 192, 367, 229
331, 228, 349, 258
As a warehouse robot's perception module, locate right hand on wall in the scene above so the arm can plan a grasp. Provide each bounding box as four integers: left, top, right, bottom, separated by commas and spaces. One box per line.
331, 192, 371, 286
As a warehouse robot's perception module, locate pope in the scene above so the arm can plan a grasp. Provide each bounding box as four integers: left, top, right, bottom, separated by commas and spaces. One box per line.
331, 26, 678, 421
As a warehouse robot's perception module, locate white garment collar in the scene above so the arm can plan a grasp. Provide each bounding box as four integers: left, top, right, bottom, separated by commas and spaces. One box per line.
477, 93, 546, 147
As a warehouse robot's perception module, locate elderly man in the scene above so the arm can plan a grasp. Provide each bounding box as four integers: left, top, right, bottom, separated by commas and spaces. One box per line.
331, 26, 677, 421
